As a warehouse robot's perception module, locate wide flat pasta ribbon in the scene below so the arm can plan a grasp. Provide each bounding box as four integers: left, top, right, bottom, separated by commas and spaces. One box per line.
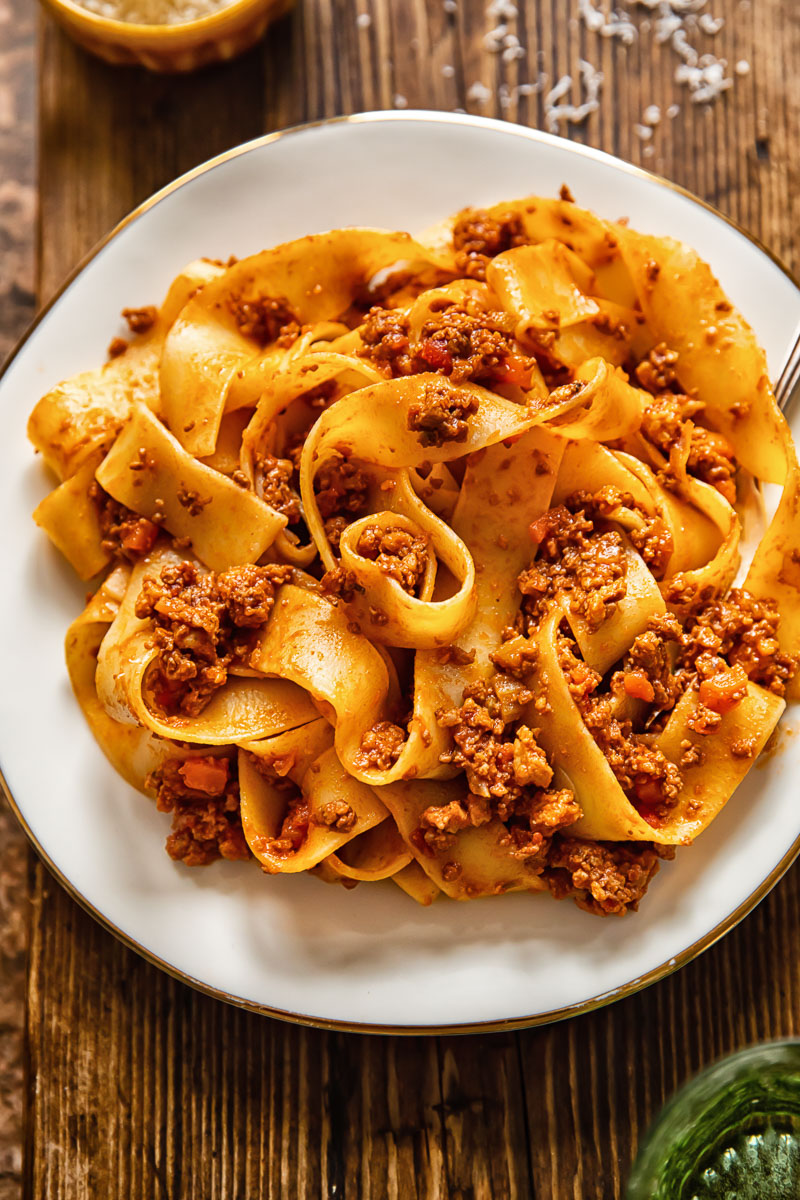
564, 544, 667, 676
349, 429, 565, 788
618, 227, 787, 485
96, 551, 319, 744
66, 564, 231, 791
27, 258, 225, 481
377, 778, 548, 900
487, 240, 600, 333
160, 228, 452, 457
654, 683, 785, 841
28, 350, 157, 484
66, 564, 166, 790
96, 402, 286, 570
745, 434, 800, 697
547, 357, 645, 443
322, 819, 412, 883
251, 583, 399, 778
612, 448, 724, 577
655, 437, 741, 606
238, 721, 389, 874
33, 451, 110, 580
240, 349, 384, 480
543, 300, 649, 372
527, 606, 781, 845
338, 510, 475, 650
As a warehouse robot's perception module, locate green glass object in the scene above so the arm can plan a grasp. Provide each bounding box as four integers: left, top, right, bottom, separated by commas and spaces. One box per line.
627, 1041, 800, 1199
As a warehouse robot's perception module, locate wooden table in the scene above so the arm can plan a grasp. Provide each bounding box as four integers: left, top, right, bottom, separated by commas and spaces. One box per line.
2, 1, 800, 1195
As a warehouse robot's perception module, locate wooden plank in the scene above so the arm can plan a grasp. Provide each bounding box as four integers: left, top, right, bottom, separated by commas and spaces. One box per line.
20, 1, 800, 1198
0, 2, 35, 1197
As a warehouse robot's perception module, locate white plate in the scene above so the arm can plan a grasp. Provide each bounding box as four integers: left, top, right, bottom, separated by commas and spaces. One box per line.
2, 112, 799, 1033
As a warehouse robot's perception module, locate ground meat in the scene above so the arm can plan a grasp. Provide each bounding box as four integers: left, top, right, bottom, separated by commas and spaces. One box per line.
515, 788, 581, 839
255, 452, 301, 523
146, 756, 250, 867
355, 721, 406, 771
686, 703, 722, 735
564, 485, 673, 579
511, 725, 554, 787
122, 305, 158, 334
355, 524, 429, 594
580, 692, 683, 824
627, 515, 674, 579
557, 636, 602, 703
415, 799, 471, 854
519, 504, 628, 632
409, 664, 581, 861
228, 292, 299, 345
687, 425, 737, 503
314, 454, 370, 549
506, 788, 583, 865
317, 800, 356, 831
640, 391, 737, 503
89, 481, 160, 560
452, 206, 528, 281
419, 304, 536, 387
555, 636, 682, 823
679, 740, 706, 768
359, 307, 416, 375
417, 782, 580, 862
611, 616, 684, 712
319, 566, 363, 602
176, 487, 212, 517
359, 301, 536, 389
243, 751, 315, 856
135, 560, 292, 717
437, 676, 546, 818
489, 634, 538, 680
679, 588, 797, 696
635, 343, 680, 394
544, 838, 670, 915
107, 336, 128, 358
272, 796, 311, 854
592, 309, 630, 340
407, 380, 479, 447
641, 390, 702, 445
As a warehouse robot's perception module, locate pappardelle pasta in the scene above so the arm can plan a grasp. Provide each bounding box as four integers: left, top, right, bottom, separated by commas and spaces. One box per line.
29, 192, 800, 915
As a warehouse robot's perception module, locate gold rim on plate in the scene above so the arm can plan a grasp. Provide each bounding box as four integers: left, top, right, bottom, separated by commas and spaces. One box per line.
4, 110, 799, 1036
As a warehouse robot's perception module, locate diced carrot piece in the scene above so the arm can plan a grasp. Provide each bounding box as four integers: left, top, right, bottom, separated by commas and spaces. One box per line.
698, 665, 748, 715
623, 671, 655, 704
528, 512, 554, 544
179, 757, 230, 796
121, 518, 159, 555
634, 779, 663, 807
418, 338, 453, 372
493, 355, 534, 390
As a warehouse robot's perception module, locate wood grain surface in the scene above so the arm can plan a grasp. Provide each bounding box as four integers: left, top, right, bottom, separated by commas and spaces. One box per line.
3, 0, 800, 1196
0, 2, 34, 1197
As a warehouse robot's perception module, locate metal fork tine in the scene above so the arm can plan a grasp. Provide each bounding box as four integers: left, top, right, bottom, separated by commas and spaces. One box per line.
782, 350, 800, 403
782, 358, 800, 411
775, 323, 800, 411
786, 361, 800, 406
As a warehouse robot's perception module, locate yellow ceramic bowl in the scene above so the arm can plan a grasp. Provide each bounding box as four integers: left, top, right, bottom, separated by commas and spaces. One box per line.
39, 0, 294, 72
